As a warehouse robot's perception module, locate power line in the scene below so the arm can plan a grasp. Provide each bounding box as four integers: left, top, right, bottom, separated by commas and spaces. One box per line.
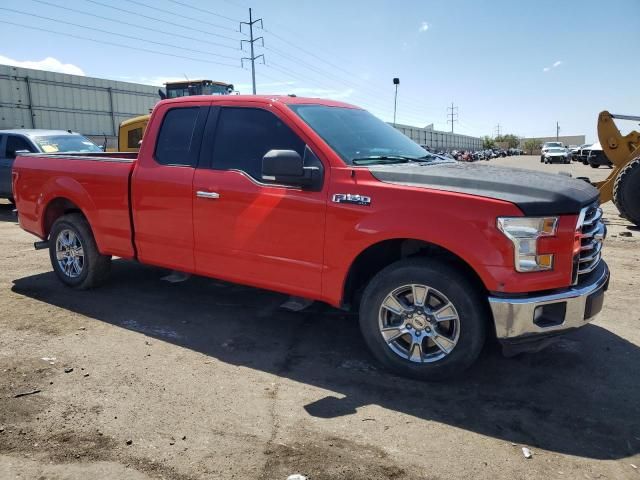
124, 0, 240, 33
1, 20, 242, 69
166, 0, 241, 23
240, 8, 264, 94
0, 7, 240, 62
447, 102, 458, 133
83, 0, 241, 43
128, 0, 439, 121
29, 0, 239, 51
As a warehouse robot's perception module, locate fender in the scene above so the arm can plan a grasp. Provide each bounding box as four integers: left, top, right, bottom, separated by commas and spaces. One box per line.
38, 175, 99, 242
322, 167, 576, 304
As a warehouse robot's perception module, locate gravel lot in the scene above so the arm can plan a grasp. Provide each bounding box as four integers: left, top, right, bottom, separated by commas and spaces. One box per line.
1, 156, 639, 480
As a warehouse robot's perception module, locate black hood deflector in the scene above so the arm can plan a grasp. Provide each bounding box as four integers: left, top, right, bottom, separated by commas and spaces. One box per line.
368, 161, 599, 215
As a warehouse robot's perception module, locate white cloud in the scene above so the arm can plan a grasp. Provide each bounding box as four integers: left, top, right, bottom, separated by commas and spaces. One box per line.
419, 21, 429, 32
543, 60, 563, 72
0, 55, 85, 75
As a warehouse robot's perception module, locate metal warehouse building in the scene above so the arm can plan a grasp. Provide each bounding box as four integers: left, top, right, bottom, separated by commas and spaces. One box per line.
0, 64, 158, 149
393, 123, 482, 152
1, 63, 483, 151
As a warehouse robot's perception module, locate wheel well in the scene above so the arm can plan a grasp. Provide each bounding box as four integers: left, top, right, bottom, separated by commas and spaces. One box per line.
43, 198, 84, 238
342, 239, 487, 311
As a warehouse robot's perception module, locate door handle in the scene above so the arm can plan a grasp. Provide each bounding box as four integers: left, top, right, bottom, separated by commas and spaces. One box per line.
196, 191, 220, 199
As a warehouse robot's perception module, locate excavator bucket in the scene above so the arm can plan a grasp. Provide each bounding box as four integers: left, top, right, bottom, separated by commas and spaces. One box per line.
596, 111, 640, 224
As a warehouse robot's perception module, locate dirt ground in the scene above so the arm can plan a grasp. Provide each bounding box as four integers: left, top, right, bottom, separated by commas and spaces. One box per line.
1, 155, 639, 480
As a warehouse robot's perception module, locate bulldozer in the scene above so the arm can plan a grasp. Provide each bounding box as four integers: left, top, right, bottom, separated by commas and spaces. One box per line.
117, 80, 234, 152
595, 112, 640, 225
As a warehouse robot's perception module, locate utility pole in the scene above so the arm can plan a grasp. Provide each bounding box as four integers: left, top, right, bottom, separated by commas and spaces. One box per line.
392, 78, 400, 126
447, 102, 458, 133
556, 121, 560, 141
494, 124, 501, 137
240, 8, 264, 94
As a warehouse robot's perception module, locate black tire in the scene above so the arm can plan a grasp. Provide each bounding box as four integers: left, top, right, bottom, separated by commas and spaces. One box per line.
359, 258, 488, 381
613, 157, 640, 226
590, 164, 599, 169
49, 213, 111, 289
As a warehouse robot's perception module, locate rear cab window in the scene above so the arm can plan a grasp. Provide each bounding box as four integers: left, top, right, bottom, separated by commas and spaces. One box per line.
154, 107, 207, 166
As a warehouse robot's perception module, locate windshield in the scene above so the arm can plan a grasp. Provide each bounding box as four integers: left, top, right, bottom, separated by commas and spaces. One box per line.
33, 135, 102, 153
545, 142, 562, 148
288, 104, 441, 165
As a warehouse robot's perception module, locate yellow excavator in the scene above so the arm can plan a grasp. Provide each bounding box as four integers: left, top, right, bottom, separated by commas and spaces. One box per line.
595, 112, 640, 225
117, 80, 234, 152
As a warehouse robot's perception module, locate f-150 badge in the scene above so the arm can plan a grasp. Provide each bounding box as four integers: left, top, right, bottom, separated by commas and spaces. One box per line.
332, 194, 371, 206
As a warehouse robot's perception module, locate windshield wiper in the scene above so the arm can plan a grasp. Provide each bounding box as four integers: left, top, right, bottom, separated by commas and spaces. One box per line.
351, 155, 424, 165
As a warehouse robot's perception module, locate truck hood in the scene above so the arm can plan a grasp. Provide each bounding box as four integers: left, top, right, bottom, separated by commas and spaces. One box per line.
368, 161, 599, 215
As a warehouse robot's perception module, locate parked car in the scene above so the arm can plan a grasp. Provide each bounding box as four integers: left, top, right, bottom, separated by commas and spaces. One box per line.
12, 95, 608, 380
540, 141, 564, 162
586, 141, 613, 168
572, 143, 591, 162
542, 147, 571, 164
0, 129, 102, 201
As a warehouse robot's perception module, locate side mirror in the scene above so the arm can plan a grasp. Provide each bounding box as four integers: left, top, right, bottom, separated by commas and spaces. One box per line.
11, 149, 31, 159
262, 149, 321, 189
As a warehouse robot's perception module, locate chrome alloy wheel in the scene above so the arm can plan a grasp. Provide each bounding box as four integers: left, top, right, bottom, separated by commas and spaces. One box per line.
55, 229, 85, 278
378, 284, 460, 363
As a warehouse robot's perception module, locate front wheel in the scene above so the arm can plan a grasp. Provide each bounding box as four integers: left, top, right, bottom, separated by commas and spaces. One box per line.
590, 164, 599, 168
49, 213, 111, 289
359, 258, 487, 380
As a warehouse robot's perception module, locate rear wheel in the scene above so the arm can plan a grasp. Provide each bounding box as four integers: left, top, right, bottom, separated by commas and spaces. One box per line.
613, 158, 640, 226
49, 213, 111, 289
359, 258, 487, 380
590, 164, 599, 168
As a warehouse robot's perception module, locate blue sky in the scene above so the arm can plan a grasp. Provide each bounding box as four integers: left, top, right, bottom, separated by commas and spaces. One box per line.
2, 0, 639, 141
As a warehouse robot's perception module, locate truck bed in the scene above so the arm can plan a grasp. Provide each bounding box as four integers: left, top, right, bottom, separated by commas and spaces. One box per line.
13, 152, 138, 259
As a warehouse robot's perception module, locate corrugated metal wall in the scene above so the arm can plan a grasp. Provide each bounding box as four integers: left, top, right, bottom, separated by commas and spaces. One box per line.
393, 123, 482, 151
0, 64, 159, 147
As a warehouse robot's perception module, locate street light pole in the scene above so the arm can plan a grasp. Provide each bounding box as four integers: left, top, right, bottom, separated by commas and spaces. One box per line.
393, 77, 400, 126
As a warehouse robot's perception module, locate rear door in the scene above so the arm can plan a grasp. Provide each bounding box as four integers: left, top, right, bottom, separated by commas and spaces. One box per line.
1, 135, 37, 198
131, 102, 209, 271
192, 103, 328, 297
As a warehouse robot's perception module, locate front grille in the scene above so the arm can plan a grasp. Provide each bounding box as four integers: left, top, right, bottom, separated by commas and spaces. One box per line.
575, 203, 605, 282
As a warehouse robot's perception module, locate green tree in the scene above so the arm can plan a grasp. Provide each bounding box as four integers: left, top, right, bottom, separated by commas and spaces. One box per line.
501, 134, 519, 148
482, 136, 496, 149
495, 134, 519, 148
524, 138, 539, 154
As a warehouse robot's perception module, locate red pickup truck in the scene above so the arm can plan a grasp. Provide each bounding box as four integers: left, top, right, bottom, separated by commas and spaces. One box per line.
12, 95, 608, 379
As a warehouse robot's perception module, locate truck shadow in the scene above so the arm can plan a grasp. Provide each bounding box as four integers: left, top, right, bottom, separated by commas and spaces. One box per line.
12, 260, 640, 461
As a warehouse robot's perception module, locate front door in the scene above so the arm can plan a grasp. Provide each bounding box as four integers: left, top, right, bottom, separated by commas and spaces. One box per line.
192, 104, 327, 298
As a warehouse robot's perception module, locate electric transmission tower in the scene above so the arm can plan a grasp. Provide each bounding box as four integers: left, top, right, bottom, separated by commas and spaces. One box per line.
240, 8, 264, 94
447, 102, 458, 133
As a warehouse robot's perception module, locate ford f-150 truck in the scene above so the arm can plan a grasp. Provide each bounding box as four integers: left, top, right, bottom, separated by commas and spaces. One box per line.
12, 95, 609, 380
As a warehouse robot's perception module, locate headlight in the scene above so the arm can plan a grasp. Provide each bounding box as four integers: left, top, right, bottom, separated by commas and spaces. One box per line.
497, 217, 558, 272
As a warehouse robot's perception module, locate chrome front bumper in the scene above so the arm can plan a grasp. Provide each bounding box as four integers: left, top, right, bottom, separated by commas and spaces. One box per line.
488, 261, 609, 340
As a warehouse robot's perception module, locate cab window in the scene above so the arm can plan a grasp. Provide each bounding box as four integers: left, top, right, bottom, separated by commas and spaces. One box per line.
211, 107, 304, 180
